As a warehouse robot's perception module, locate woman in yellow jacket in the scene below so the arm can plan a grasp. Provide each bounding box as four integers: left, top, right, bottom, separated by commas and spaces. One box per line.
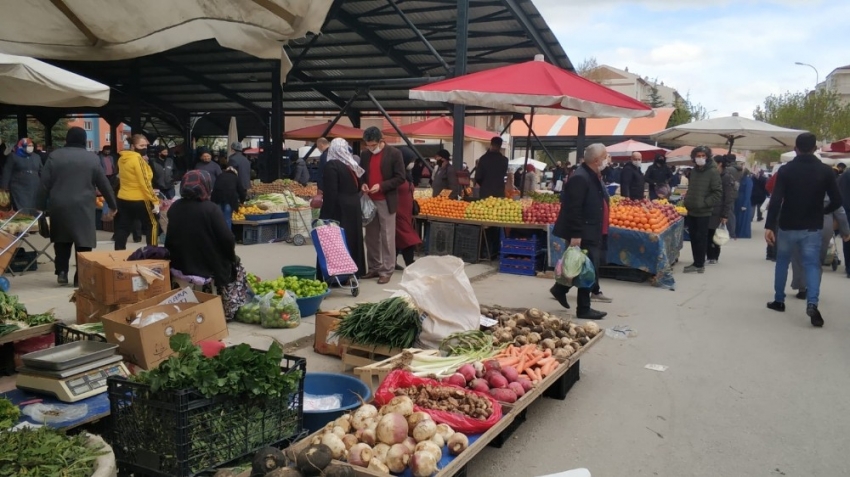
114, 134, 160, 250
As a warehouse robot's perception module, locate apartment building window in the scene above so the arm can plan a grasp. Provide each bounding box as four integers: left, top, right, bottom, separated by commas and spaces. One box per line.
86, 140, 94, 150
105, 132, 111, 142
84, 120, 93, 130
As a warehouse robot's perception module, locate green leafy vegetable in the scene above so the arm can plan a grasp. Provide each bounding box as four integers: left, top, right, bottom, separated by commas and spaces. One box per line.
334, 296, 422, 349
0, 426, 106, 477
0, 291, 28, 323
0, 398, 20, 429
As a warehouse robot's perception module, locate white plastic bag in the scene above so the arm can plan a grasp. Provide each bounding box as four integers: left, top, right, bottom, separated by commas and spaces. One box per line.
361, 193, 377, 225
398, 256, 480, 349
713, 224, 730, 246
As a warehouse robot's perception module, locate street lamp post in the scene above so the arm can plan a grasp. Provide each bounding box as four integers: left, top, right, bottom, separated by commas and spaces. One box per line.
794, 62, 820, 88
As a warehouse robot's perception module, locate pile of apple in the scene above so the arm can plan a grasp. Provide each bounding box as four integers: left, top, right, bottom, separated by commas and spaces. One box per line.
522, 202, 561, 224
441, 360, 532, 404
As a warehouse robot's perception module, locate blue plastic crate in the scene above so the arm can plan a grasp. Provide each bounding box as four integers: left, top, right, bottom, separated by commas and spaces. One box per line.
243, 222, 289, 245
498, 254, 538, 276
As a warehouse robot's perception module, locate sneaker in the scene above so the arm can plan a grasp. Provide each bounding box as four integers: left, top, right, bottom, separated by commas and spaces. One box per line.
766, 301, 785, 312
57, 271, 68, 286
706, 259, 718, 265
807, 304, 824, 327
683, 265, 705, 274
591, 293, 613, 303
795, 289, 807, 300
549, 285, 570, 309
576, 308, 607, 320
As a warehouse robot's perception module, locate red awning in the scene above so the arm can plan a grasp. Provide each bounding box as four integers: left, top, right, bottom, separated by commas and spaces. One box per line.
827, 138, 850, 152
510, 108, 674, 137
382, 116, 495, 142
284, 122, 364, 140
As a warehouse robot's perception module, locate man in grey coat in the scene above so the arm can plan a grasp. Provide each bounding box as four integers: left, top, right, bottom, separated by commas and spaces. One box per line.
227, 142, 252, 191
39, 127, 117, 286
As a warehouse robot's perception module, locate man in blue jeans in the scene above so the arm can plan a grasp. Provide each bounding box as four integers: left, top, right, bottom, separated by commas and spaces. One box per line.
765, 133, 843, 327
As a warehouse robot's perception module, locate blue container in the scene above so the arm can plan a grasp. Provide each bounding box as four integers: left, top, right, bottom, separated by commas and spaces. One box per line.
607, 184, 619, 196
296, 290, 330, 317
303, 373, 372, 434
245, 213, 273, 221
270, 212, 290, 219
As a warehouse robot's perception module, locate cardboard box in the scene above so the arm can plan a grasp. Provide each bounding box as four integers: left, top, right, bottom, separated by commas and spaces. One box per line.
72, 291, 127, 324
0, 230, 20, 273
314, 311, 343, 357
101, 289, 228, 370
77, 250, 171, 306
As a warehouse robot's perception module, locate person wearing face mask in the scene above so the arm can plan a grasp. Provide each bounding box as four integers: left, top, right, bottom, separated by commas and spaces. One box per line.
193, 147, 222, 188
644, 154, 673, 200
550, 143, 612, 320
1, 138, 43, 210
431, 149, 459, 198
114, 134, 160, 250
154, 146, 176, 199
681, 146, 723, 273
619, 152, 646, 200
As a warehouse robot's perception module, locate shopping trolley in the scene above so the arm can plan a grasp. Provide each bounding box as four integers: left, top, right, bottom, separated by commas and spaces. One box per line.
311, 219, 360, 297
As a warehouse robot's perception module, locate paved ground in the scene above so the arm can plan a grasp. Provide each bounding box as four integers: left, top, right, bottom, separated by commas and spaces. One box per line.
6, 221, 850, 476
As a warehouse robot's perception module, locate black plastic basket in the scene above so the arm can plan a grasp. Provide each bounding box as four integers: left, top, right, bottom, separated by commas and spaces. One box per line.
108, 354, 306, 477
488, 408, 528, 448
544, 359, 580, 401
54, 323, 107, 346
452, 224, 481, 263
427, 221, 455, 256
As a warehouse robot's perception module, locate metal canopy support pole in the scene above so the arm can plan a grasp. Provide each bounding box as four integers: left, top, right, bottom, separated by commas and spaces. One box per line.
522, 116, 555, 164
576, 118, 587, 163
271, 63, 283, 180
16, 113, 27, 140
387, 0, 451, 73
519, 108, 535, 198
451, 0, 470, 171
366, 90, 425, 163
130, 61, 141, 133
299, 93, 360, 161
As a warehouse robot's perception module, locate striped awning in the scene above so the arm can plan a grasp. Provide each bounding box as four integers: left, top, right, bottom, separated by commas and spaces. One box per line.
511, 107, 675, 137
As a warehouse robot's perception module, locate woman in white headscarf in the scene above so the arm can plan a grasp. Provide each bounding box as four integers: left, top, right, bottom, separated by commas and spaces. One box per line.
318, 138, 366, 278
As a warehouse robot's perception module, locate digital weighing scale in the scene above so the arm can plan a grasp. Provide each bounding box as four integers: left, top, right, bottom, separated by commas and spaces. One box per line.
17, 342, 130, 403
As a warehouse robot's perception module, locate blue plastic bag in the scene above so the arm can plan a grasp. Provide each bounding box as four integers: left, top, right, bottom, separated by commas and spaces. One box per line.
574, 254, 596, 289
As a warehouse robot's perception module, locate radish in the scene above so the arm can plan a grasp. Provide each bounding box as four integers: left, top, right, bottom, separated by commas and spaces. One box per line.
483, 369, 503, 382
368, 458, 390, 473
341, 434, 358, 450
360, 428, 376, 446
401, 437, 417, 453
321, 433, 346, 459
457, 364, 476, 382
469, 378, 489, 393
489, 388, 517, 403
435, 423, 455, 442
351, 404, 378, 430
412, 419, 437, 442
376, 413, 409, 445
472, 361, 484, 378
385, 444, 411, 473
483, 360, 501, 373
430, 433, 445, 448
445, 373, 466, 388
488, 373, 508, 389
508, 381, 525, 397
501, 365, 519, 383
410, 451, 438, 477
347, 443, 373, 467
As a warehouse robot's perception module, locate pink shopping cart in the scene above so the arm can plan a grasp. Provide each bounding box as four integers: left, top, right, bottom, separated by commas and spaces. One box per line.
311, 220, 360, 297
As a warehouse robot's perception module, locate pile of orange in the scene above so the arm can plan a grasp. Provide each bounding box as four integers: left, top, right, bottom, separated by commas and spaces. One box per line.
416, 196, 469, 219
610, 205, 671, 234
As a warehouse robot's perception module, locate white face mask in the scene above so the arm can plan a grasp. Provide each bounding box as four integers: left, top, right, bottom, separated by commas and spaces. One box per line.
369, 145, 383, 155
695, 157, 706, 166
25, 146, 34, 154
632, 160, 641, 167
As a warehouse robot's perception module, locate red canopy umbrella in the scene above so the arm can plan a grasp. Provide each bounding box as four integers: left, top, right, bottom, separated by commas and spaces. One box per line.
382, 116, 494, 142
607, 139, 669, 161
284, 122, 365, 140
827, 138, 850, 152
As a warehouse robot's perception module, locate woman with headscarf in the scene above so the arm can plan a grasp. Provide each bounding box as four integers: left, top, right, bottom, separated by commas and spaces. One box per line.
193, 147, 222, 188
318, 138, 366, 278
114, 134, 160, 250
734, 169, 753, 239
39, 127, 117, 286
522, 164, 538, 194
165, 170, 247, 320
2, 138, 42, 210
396, 150, 422, 269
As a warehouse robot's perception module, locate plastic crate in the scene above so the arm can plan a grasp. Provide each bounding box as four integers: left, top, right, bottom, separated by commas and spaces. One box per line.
499, 254, 538, 276
598, 265, 650, 283
488, 408, 527, 448
500, 230, 544, 257
452, 224, 481, 263
8, 249, 37, 272
54, 323, 107, 346
108, 354, 305, 477
427, 221, 455, 256
544, 359, 580, 400
242, 222, 290, 245
0, 343, 15, 376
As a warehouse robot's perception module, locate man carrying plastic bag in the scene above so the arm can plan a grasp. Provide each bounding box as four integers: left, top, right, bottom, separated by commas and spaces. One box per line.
550, 143, 611, 320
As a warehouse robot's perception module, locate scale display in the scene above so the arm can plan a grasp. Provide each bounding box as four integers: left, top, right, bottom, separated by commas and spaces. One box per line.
17, 361, 130, 403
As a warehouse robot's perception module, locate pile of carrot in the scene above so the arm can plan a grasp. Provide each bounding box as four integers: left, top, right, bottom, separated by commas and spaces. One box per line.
492, 344, 560, 384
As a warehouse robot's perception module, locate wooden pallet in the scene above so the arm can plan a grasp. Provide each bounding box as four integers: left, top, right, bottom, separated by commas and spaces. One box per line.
340, 342, 404, 372
353, 348, 441, 392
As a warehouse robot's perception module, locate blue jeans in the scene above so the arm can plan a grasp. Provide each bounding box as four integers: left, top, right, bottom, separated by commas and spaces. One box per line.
774, 229, 822, 305
220, 203, 233, 230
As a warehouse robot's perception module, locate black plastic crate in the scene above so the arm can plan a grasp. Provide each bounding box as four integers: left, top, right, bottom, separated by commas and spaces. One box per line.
452, 224, 481, 263
8, 249, 37, 273
544, 359, 580, 400
108, 354, 306, 477
427, 221, 455, 256
0, 343, 15, 376
242, 222, 290, 245
598, 265, 650, 283
54, 323, 107, 346
488, 408, 527, 448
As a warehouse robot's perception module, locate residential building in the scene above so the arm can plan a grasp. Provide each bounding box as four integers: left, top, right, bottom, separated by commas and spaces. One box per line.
584, 65, 683, 107
66, 115, 131, 152
820, 65, 850, 104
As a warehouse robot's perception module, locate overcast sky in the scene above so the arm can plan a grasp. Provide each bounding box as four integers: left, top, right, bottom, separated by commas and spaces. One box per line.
534, 0, 850, 118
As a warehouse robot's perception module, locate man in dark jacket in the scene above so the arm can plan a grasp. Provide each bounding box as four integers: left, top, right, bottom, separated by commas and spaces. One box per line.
360, 127, 406, 284
619, 152, 645, 199
682, 146, 722, 273
765, 133, 842, 327
751, 170, 768, 221
644, 154, 673, 199
431, 149, 460, 198
838, 167, 850, 277
211, 167, 247, 230
475, 137, 509, 198
227, 142, 252, 192
154, 146, 176, 198
550, 143, 611, 320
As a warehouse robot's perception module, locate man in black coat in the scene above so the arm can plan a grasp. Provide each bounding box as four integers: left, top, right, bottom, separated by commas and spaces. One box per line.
644, 154, 673, 199
550, 143, 612, 320
750, 170, 768, 222
475, 137, 509, 198
619, 152, 645, 200
838, 166, 850, 277
227, 142, 252, 192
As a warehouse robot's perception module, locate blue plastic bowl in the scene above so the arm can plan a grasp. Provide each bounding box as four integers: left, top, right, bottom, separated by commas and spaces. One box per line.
270, 212, 290, 219
296, 290, 330, 317
245, 213, 272, 221
303, 372, 372, 434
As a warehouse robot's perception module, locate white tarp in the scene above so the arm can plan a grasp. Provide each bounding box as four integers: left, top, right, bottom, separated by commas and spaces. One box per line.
0, 53, 110, 107
652, 115, 807, 150
0, 0, 334, 81
509, 158, 547, 171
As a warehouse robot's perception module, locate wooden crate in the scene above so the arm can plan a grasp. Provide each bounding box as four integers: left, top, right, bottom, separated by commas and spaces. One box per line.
353, 348, 441, 392
340, 342, 404, 372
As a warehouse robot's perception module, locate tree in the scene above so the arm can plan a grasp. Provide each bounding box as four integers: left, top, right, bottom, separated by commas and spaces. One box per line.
667, 93, 708, 128
646, 78, 666, 108
753, 88, 850, 143
0, 117, 70, 148
575, 57, 606, 83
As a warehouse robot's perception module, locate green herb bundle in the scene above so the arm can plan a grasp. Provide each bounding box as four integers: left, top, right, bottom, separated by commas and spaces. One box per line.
0, 426, 107, 477
0, 398, 19, 429
334, 296, 422, 349
0, 291, 27, 323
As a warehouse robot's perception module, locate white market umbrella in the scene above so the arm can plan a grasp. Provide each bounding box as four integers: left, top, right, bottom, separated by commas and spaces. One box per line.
0, 52, 109, 107
652, 113, 807, 151
227, 116, 239, 151
510, 158, 546, 171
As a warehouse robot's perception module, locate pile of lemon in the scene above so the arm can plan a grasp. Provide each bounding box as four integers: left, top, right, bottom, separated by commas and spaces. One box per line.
232, 205, 264, 221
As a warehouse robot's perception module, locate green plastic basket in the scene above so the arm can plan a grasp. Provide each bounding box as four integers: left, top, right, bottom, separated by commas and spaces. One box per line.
282, 265, 317, 281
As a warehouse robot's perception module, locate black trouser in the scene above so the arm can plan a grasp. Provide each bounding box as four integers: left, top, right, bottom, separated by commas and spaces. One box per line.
114, 198, 157, 250
54, 243, 91, 281
685, 215, 710, 268
844, 237, 850, 275
398, 246, 416, 266
753, 201, 763, 221
707, 228, 721, 261
560, 242, 600, 313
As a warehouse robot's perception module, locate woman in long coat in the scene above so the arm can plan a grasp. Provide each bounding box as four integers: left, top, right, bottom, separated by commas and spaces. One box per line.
39, 127, 117, 286
318, 138, 366, 279
396, 156, 422, 268
2, 138, 42, 210
734, 171, 753, 238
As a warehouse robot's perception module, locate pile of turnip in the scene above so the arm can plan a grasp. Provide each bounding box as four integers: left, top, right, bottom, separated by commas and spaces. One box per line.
486, 307, 602, 360
301, 396, 469, 477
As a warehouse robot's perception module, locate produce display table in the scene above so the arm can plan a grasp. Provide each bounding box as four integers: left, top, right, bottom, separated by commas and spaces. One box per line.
606, 219, 685, 289
1, 387, 110, 430
232, 217, 290, 226
232, 218, 290, 245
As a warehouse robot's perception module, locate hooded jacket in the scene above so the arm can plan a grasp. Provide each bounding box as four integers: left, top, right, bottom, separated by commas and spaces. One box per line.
683, 158, 722, 217
117, 150, 159, 205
